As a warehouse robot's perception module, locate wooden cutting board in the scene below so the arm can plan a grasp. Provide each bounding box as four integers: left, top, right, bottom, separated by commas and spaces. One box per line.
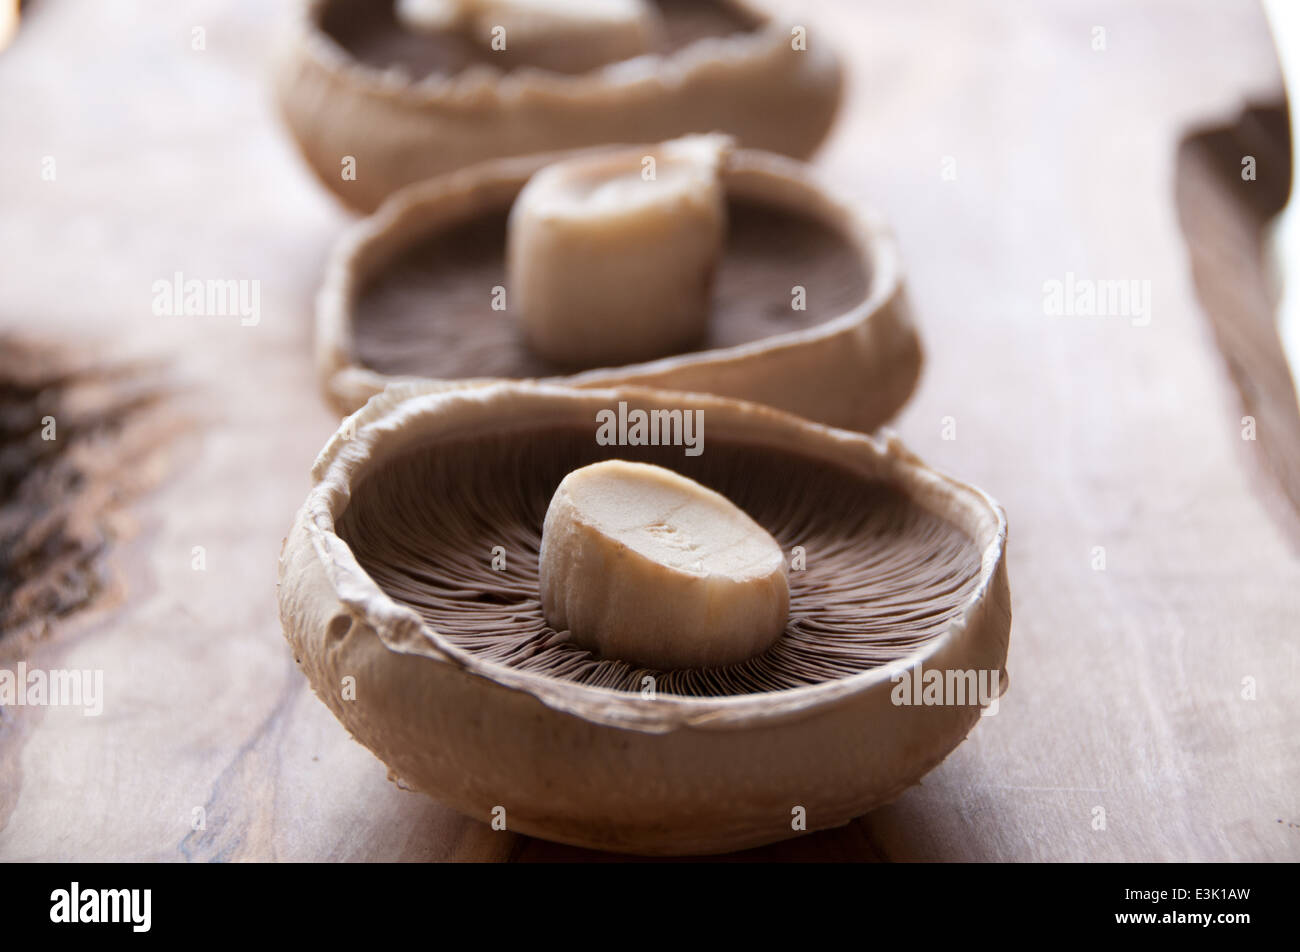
0, 0, 1296, 861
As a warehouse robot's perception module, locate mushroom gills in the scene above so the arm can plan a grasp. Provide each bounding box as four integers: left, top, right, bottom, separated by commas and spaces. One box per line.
351, 199, 868, 382
336, 427, 984, 696
539, 460, 789, 669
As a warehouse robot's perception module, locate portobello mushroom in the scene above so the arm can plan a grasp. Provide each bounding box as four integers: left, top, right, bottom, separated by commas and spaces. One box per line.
275, 0, 843, 211
277, 382, 1011, 855
317, 142, 922, 432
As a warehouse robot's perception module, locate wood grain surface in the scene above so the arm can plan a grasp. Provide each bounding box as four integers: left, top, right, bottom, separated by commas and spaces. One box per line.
1177, 102, 1300, 550
0, 0, 1297, 861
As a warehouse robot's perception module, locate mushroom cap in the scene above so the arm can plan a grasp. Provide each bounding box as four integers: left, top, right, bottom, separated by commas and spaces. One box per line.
277, 382, 1011, 854
275, 0, 843, 212
317, 146, 922, 433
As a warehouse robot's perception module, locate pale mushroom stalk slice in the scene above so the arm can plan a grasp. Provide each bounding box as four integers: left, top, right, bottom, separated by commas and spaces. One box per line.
396, 0, 664, 74
396, 0, 462, 33
540, 460, 789, 669
507, 135, 733, 369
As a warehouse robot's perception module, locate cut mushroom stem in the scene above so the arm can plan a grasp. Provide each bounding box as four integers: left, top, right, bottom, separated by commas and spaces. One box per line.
539, 459, 789, 670
396, 0, 664, 73
507, 135, 734, 369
